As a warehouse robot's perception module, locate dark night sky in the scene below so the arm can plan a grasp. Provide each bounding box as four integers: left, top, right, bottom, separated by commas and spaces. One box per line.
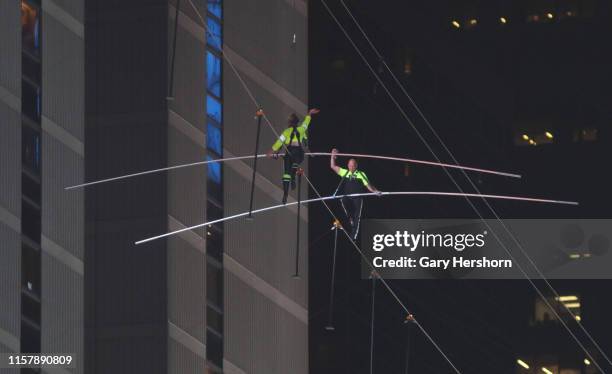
307, 1, 612, 373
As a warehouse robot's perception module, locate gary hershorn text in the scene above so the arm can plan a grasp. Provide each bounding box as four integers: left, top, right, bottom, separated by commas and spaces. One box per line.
372, 256, 513, 270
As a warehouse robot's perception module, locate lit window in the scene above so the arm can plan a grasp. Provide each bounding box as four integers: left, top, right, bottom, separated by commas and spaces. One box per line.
517, 359, 530, 369
207, 95, 222, 123
207, 123, 222, 155
207, 0, 222, 19
207, 155, 221, 184
21, 1, 40, 52
207, 17, 222, 51
206, 51, 221, 98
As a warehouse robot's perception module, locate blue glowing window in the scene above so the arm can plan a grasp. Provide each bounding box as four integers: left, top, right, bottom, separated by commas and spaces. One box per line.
207, 17, 222, 51
35, 19, 40, 49
207, 95, 222, 124
207, 155, 221, 184
207, 0, 222, 19
207, 123, 222, 155
206, 51, 221, 98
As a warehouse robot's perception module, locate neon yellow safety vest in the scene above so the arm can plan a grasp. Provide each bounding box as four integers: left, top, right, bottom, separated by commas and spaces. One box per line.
271, 115, 311, 151
337, 167, 370, 186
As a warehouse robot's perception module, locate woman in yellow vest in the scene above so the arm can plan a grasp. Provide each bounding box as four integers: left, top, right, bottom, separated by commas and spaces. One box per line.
267, 108, 320, 203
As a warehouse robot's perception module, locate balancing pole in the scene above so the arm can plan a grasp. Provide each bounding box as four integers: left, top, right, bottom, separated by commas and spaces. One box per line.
247, 109, 264, 219
325, 219, 342, 330
403, 313, 416, 373
293, 167, 304, 278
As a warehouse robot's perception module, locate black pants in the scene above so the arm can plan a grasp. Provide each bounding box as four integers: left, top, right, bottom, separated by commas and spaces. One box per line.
282, 146, 304, 201
341, 196, 363, 239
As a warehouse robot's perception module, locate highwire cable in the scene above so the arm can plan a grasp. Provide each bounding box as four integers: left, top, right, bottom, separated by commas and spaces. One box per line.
326, 0, 608, 370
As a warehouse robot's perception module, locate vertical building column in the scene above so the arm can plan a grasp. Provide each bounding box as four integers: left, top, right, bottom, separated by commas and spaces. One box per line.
205, 1, 224, 372
20, 0, 43, 359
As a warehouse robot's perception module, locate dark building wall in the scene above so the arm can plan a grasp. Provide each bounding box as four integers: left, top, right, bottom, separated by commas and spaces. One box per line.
40, 4, 86, 370
166, 1, 207, 373
84, 1, 169, 373
0, 0, 21, 362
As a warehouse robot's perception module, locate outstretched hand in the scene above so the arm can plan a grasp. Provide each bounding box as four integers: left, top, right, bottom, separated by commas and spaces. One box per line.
308, 108, 320, 115
331, 148, 339, 158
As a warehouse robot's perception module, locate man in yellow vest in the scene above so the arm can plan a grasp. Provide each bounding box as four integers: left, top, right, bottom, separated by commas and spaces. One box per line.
330, 148, 380, 239
267, 108, 320, 203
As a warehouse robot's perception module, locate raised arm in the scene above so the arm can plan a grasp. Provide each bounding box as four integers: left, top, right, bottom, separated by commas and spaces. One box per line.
301, 108, 320, 131
330, 148, 341, 174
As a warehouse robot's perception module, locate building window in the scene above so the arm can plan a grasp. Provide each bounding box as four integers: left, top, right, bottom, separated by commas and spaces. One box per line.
206, 1, 223, 370
206, 201, 223, 222
22, 53, 41, 85
22, 295, 41, 325
206, 95, 222, 124
21, 1, 40, 53
21, 201, 41, 244
22, 80, 41, 121
206, 262, 223, 307
207, 0, 222, 19
207, 305, 223, 334
573, 128, 598, 142
22, 244, 41, 295
206, 330, 223, 368
206, 227, 223, 261
207, 123, 222, 155
21, 0, 42, 359
207, 155, 222, 185
21, 321, 41, 353
207, 177, 223, 204
206, 51, 222, 98
206, 18, 222, 51
22, 174, 41, 206
22, 125, 41, 173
